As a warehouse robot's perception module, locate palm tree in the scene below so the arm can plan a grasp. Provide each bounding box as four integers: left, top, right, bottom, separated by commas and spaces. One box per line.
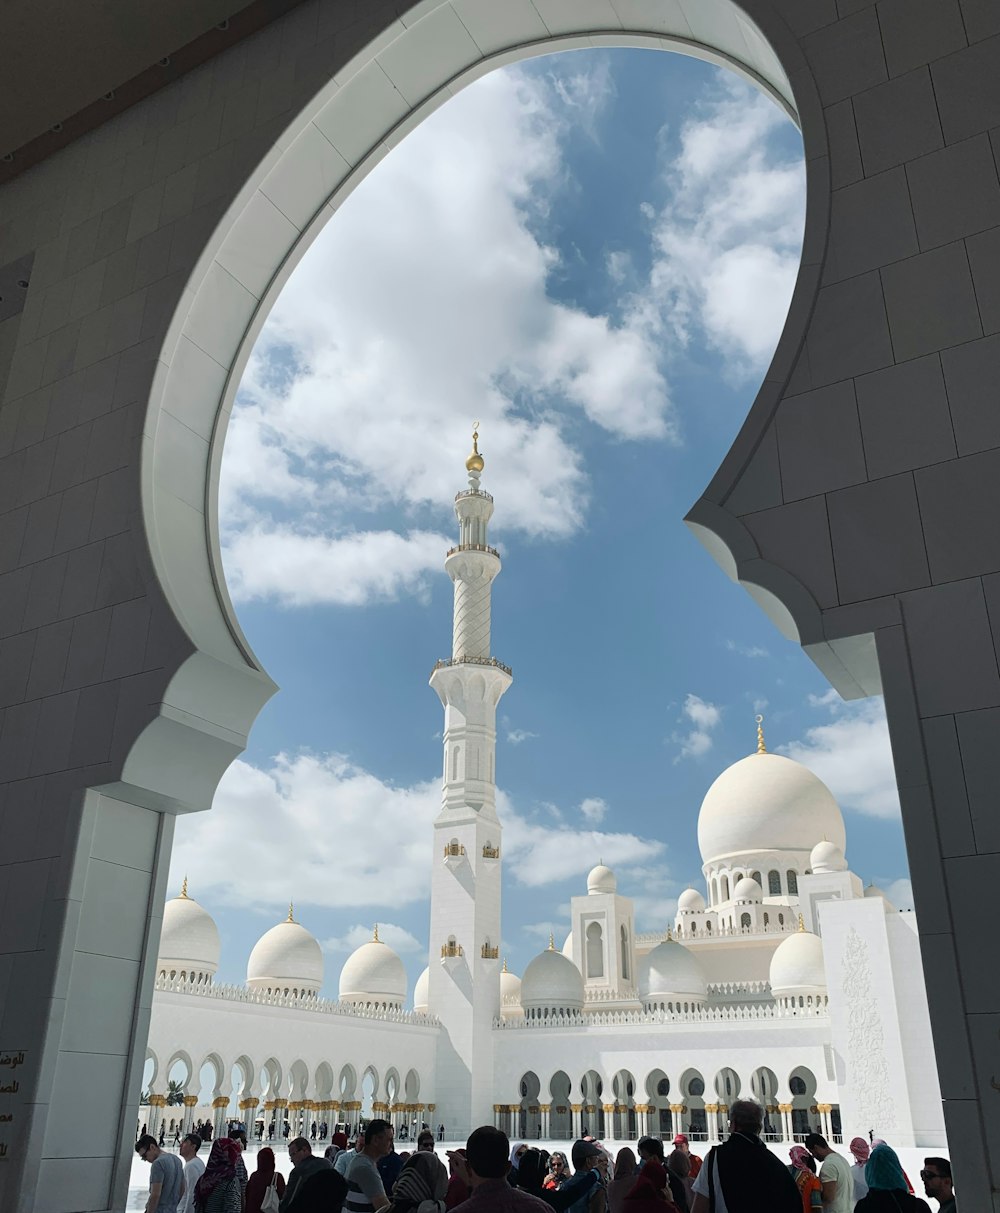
166, 1079, 186, 1106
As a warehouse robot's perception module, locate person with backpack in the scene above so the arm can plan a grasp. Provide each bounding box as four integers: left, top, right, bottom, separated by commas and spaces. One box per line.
690, 1100, 799, 1213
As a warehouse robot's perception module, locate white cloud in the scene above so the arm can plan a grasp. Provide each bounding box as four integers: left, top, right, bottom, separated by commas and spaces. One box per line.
672, 693, 722, 761
630, 77, 804, 377
726, 639, 769, 658
170, 753, 440, 912
506, 728, 540, 745
221, 61, 678, 608
322, 923, 423, 954
778, 696, 900, 819
579, 797, 608, 824
225, 526, 450, 607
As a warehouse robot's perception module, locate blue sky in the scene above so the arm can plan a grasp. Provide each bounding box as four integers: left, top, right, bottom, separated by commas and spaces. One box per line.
169, 49, 912, 998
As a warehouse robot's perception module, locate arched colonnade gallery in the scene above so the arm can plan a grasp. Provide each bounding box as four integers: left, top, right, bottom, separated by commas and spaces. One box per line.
1, 1, 999, 1210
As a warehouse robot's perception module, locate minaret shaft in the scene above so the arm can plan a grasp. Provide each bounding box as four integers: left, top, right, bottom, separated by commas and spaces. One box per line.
427, 432, 511, 1136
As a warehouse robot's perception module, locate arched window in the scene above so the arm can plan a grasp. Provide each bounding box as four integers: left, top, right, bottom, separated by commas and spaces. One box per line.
768, 870, 781, 895
740, 913, 751, 930
786, 870, 798, 895
586, 922, 604, 978
705, 921, 712, 934
688, 1077, 704, 1097
763, 912, 770, 927
620, 925, 630, 980
711, 877, 718, 904
452, 746, 460, 781
720, 876, 730, 902
657, 1078, 670, 1097
779, 913, 785, 926
751, 871, 762, 886
733, 872, 744, 884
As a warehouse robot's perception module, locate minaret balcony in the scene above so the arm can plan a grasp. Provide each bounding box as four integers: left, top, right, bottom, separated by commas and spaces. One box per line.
446, 543, 500, 559
482, 843, 500, 859
481, 943, 500, 960
432, 655, 512, 677
455, 489, 493, 503
440, 940, 464, 966
443, 842, 466, 867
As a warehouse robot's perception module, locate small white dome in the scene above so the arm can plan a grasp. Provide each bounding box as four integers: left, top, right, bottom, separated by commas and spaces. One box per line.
769, 928, 826, 996
810, 840, 848, 873
413, 966, 430, 1013
339, 933, 406, 1007
733, 876, 763, 903
698, 751, 846, 865
561, 931, 574, 960
247, 910, 323, 996
501, 965, 522, 1003
587, 864, 617, 895
521, 948, 585, 1015
678, 887, 706, 912
639, 938, 708, 1001
159, 885, 220, 980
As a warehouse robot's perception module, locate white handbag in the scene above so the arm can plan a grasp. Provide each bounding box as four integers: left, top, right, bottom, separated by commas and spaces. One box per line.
261, 1175, 281, 1213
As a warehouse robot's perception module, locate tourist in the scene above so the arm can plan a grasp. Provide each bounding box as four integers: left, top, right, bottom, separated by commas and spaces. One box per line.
136, 1132, 185, 1213
855, 1144, 931, 1212
160, 1125, 167, 1147
294, 1169, 350, 1213
805, 1134, 853, 1213
193, 1138, 242, 1213
445, 1147, 470, 1209
246, 1147, 285, 1213
637, 1138, 684, 1211
345, 1118, 393, 1212
788, 1146, 821, 1213
380, 1134, 406, 1196
520, 1148, 602, 1212
673, 1135, 702, 1181
448, 1126, 551, 1211
557, 1139, 604, 1213
666, 1148, 691, 1212
622, 1158, 680, 1213
691, 1100, 799, 1213
606, 1148, 637, 1213
849, 1139, 870, 1202
179, 1134, 207, 1213
545, 1154, 568, 1191
280, 1137, 332, 1211
389, 1150, 450, 1212
439, 1124, 446, 1142
418, 1130, 438, 1153
174, 1126, 183, 1148
509, 1143, 529, 1186
230, 1130, 249, 1206
920, 1158, 955, 1213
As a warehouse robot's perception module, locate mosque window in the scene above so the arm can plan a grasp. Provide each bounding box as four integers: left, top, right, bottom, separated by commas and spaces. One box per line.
768, 870, 781, 895
740, 913, 751, 930
751, 871, 761, 886
451, 747, 460, 781
657, 1078, 670, 1097
779, 913, 785, 926
720, 876, 730, 901
620, 926, 629, 980
790, 1077, 807, 1096
688, 1077, 704, 1097
705, 921, 712, 934
763, 913, 770, 927
586, 922, 604, 978
733, 871, 744, 884
787, 870, 798, 895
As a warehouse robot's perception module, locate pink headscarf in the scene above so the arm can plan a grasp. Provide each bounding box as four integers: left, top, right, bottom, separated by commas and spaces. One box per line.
850, 1138, 871, 1164
789, 1146, 812, 1171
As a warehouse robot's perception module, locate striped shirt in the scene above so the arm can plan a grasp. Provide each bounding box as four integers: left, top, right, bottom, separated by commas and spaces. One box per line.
345, 1152, 387, 1213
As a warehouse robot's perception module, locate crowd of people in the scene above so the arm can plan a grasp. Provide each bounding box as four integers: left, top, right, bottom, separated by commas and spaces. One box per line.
134, 1101, 956, 1213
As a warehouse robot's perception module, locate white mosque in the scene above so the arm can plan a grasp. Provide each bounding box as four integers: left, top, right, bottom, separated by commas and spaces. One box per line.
142, 435, 944, 1151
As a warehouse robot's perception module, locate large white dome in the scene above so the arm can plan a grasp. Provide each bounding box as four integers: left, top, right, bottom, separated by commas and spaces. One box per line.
158, 884, 220, 981
339, 931, 407, 1007
247, 908, 323, 997
639, 938, 708, 1002
698, 752, 845, 864
521, 947, 584, 1016
413, 966, 430, 1013
769, 928, 826, 996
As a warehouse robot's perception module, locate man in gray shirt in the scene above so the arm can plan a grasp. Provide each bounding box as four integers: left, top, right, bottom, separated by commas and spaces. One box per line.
135, 1133, 185, 1213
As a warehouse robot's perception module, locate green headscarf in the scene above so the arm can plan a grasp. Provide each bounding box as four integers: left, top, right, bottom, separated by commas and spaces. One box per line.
865, 1143, 907, 1191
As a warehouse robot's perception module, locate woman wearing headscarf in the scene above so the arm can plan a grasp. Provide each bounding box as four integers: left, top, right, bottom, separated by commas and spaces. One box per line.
193, 1138, 242, 1213
545, 1152, 569, 1191
665, 1149, 691, 1213
787, 1146, 821, 1213
245, 1147, 285, 1213
622, 1158, 682, 1213
849, 1138, 871, 1202
855, 1144, 931, 1212
606, 1148, 637, 1213
388, 1149, 449, 1213
508, 1142, 528, 1185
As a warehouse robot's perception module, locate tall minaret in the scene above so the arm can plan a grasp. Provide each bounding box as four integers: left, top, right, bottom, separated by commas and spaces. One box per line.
427, 426, 512, 1135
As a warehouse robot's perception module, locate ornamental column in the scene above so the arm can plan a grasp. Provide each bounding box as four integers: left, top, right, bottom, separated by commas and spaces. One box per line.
428, 428, 512, 1137
146, 1095, 164, 1140
539, 1104, 551, 1139
670, 1104, 685, 1138
571, 1105, 583, 1138
778, 1103, 793, 1140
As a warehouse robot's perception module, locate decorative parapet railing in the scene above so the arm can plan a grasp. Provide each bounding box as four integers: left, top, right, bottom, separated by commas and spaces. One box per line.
482, 943, 500, 959
446, 543, 500, 559
441, 942, 464, 959
455, 489, 493, 503
706, 980, 771, 998
635, 919, 796, 947
444, 842, 466, 857
153, 975, 439, 1025
432, 655, 512, 677
482, 843, 500, 859
494, 1003, 829, 1029
584, 987, 639, 1004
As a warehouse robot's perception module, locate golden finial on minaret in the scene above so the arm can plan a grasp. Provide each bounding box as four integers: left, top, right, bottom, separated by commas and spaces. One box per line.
755, 714, 767, 754
466, 422, 484, 473
798, 913, 805, 932
373, 923, 381, 943
287, 902, 295, 923
502, 956, 509, 973
180, 875, 189, 899
548, 932, 555, 951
